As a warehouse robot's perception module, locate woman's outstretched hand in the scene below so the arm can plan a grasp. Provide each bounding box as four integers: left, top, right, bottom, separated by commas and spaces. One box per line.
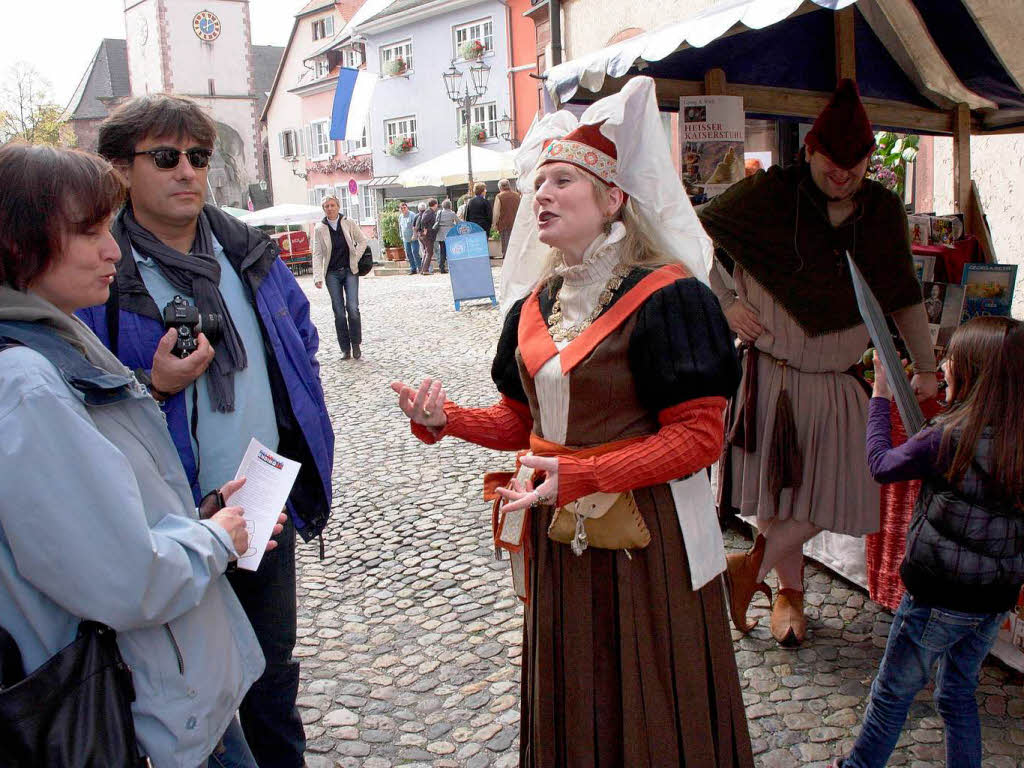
495, 454, 560, 513
391, 378, 448, 430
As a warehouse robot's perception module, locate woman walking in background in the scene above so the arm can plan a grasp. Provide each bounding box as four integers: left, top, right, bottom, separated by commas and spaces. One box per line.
313, 195, 369, 359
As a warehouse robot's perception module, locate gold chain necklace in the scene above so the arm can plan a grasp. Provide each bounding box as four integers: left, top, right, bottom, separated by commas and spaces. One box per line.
547, 263, 631, 342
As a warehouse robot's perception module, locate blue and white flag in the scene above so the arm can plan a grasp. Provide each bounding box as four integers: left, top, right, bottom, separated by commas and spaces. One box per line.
330, 67, 376, 141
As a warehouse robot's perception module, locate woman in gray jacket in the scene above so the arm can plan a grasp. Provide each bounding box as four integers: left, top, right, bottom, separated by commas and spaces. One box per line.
0, 144, 284, 768
433, 199, 459, 274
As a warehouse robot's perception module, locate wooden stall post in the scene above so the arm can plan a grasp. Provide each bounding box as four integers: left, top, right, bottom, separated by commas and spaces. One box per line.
704, 68, 726, 96
953, 102, 972, 230
834, 7, 856, 82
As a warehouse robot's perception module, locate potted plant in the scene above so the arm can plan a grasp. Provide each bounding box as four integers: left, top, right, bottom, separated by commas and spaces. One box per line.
383, 56, 408, 77
386, 137, 415, 156
487, 226, 502, 260
379, 200, 405, 261
460, 39, 486, 61
458, 124, 488, 146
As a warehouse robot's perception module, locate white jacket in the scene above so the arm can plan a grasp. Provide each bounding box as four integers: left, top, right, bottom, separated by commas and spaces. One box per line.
312, 216, 369, 283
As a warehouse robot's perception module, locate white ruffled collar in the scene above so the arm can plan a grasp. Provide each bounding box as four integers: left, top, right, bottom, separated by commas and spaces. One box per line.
553, 222, 626, 286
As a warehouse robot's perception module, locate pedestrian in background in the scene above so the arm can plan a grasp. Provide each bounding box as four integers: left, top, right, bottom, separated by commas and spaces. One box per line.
491, 178, 521, 257
398, 201, 420, 275
456, 193, 471, 221
433, 199, 458, 274
464, 182, 492, 234
418, 198, 438, 275
78, 94, 335, 768
313, 195, 370, 360
0, 141, 285, 768
836, 317, 1024, 768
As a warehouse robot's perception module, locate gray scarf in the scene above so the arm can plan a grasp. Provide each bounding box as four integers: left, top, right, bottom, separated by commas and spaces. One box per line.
121, 207, 247, 412
0, 286, 129, 377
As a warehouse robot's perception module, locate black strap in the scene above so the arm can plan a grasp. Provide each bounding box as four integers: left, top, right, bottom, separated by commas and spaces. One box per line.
191, 385, 201, 480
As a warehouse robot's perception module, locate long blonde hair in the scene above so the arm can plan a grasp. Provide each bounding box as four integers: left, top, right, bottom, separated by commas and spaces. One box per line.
537, 171, 676, 285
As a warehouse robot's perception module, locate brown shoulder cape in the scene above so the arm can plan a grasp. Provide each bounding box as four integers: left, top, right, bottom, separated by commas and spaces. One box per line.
697, 163, 921, 337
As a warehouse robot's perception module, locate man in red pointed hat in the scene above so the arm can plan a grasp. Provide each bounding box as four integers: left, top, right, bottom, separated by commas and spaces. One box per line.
699, 79, 938, 647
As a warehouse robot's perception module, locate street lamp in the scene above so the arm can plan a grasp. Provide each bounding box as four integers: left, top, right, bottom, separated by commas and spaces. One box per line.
442, 57, 491, 192
497, 111, 515, 147
289, 157, 308, 180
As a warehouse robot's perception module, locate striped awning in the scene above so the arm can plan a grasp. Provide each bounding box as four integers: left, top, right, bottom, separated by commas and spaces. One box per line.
545, 0, 1024, 132
366, 175, 400, 187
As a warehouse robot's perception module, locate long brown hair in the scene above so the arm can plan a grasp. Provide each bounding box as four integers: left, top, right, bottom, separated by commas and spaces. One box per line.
936, 316, 1024, 507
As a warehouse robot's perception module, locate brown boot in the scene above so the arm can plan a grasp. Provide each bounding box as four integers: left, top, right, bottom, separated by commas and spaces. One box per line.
771, 588, 807, 646
724, 534, 772, 633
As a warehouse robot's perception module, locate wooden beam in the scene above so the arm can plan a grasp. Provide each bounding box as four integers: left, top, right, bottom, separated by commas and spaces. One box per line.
953, 103, 972, 225
574, 76, 959, 134
834, 7, 856, 82
968, 181, 995, 262
704, 68, 727, 95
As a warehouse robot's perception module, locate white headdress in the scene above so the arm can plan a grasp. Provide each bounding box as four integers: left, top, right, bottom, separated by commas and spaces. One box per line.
498, 76, 713, 314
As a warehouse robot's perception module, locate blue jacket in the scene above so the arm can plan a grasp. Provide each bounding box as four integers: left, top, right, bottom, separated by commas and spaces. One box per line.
78, 204, 334, 542
0, 319, 264, 768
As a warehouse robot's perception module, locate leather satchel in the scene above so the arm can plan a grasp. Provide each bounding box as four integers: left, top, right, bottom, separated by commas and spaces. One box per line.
547, 491, 651, 555
357, 246, 373, 277
0, 620, 150, 767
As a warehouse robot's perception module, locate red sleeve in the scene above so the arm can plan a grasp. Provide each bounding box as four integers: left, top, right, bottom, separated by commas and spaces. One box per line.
556, 396, 726, 505
410, 395, 533, 451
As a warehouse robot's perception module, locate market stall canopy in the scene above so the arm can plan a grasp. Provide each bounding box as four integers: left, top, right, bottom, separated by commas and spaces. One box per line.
238, 203, 325, 226
396, 145, 519, 188
545, 0, 1024, 133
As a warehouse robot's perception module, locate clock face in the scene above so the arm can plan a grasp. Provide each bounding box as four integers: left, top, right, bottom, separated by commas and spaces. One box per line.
136, 18, 149, 45
193, 10, 222, 41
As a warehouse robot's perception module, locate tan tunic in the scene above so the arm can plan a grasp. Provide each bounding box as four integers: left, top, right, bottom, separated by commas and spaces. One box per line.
713, 262, 881, 536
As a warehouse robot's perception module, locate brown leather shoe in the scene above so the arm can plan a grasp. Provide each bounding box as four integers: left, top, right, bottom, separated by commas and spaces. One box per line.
771, 588, 807, 646
724, 534, 772, 633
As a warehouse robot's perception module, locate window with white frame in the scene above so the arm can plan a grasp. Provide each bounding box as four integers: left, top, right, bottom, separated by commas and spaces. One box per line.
310, 120, 332, 160
457, 101, 498, 141
308, 188, 317, 206
384, 116, 417, 152
343, 48, 362, 68
359, 185, 376, 224
453, 19, 493, 58
314, 57, 331, 79
346, 126, 369, 155
311, 15, 334, 41
278, 129, 298, 158
379, 40, 413, 75
313, 185, 331, 204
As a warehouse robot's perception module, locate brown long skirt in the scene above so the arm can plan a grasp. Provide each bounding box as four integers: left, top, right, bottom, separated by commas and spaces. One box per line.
520, 483, 753, 768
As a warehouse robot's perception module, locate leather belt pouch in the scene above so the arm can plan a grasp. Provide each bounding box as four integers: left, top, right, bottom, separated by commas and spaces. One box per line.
547, 491, 651, 551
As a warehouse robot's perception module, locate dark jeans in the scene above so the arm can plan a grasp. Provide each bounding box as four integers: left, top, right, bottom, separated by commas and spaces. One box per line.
204, 717, 258, 768
228, 517, 304, 768
437, 241, 448, 272
419, 237, 435, 274
325, 268, 361, 352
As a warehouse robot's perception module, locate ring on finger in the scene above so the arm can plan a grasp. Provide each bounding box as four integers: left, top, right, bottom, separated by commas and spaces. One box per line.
422, 409, 432, 418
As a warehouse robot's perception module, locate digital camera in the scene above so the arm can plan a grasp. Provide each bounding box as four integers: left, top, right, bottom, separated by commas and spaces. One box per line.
162, 295, 222, 358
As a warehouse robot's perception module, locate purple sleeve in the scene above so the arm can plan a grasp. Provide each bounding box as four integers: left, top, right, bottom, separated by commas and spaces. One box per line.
865, 397, 942, 484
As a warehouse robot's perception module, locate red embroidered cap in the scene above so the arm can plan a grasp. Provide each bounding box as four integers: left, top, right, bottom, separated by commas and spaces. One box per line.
804, 79, 876, 170
538, 122, 618, 186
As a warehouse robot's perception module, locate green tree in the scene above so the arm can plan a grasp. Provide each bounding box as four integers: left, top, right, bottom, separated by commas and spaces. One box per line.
0, 62, 76, 146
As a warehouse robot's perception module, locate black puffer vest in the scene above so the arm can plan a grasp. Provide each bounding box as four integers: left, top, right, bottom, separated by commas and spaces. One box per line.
901, 430, 1024, 613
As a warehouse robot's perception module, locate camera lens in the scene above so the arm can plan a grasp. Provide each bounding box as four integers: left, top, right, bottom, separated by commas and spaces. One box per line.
199, 313, 223, 343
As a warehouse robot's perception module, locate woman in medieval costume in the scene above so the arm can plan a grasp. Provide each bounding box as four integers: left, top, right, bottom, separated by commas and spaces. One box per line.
391, 77, 752, 767
698, 80, 938, 647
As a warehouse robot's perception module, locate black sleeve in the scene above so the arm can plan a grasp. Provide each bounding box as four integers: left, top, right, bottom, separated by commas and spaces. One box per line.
490, 298, 529, 404
628, 277, 741, 413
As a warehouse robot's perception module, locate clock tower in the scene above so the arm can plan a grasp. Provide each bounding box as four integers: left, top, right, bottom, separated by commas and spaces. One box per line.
124, 0, 259, 206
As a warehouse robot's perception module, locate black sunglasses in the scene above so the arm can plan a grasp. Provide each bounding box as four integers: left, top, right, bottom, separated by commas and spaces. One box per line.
133, 147, 213, 170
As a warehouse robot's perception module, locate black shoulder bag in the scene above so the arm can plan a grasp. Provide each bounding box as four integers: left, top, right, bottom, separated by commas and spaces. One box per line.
0, 620, 150, 767
357, 245, 373, 277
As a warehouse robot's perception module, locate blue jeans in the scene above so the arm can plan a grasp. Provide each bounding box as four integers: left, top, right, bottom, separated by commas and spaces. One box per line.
843, 594, 1004, 768
324, 268, 361, 353
227, 518, 305, 767
404, 239, 421, 273
203, 717, 257, 768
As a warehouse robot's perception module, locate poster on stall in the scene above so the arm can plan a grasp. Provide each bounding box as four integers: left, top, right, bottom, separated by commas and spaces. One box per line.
679, 95, 745, 200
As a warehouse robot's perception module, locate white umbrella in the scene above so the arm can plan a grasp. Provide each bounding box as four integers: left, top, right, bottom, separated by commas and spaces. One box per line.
396, 145, 518, 188
238, 203, 324, 227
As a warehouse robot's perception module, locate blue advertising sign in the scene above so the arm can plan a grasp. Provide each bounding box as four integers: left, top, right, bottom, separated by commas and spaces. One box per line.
444, 222, 497, 310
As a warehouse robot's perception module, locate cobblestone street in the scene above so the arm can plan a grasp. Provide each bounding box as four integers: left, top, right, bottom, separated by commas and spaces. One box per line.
293, 271, 1024, 768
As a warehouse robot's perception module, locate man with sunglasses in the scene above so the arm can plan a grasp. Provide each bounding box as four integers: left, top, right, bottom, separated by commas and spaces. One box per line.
77, 95, 333, 768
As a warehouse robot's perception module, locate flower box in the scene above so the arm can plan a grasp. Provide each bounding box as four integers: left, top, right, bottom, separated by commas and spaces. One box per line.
460, 39, 486, 61
383, 57, 408, 77
387, 137, 415, 156
458, 124, 488, 146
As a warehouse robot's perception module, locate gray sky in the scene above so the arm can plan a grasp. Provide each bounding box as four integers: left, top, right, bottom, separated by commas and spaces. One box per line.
0, 1, 302, 110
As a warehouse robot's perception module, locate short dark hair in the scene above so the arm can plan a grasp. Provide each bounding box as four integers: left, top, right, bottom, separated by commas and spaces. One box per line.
474, 182, 486, 195
428, 198, 438, 207
98, 94, 217, 163
0, 142, 126, 290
